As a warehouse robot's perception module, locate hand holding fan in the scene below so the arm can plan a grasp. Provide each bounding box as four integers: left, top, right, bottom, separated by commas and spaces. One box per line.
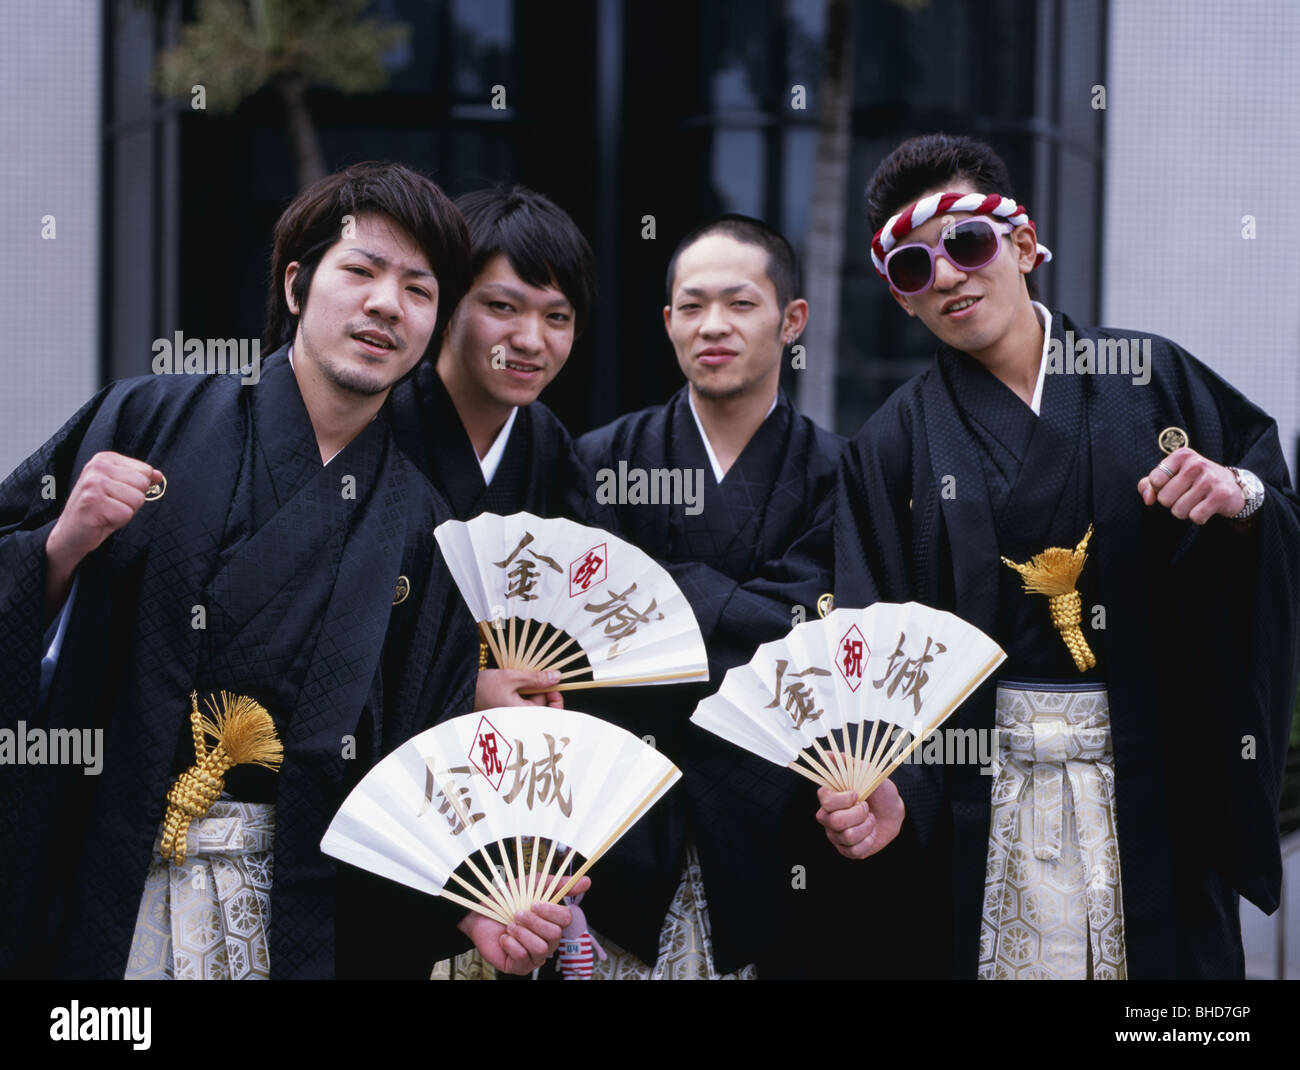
692, 602, 1005, 800
435, 512, 708, 692
321, 708, 680, 924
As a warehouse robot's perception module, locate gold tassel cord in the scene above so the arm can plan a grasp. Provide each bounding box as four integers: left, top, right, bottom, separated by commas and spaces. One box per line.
159, 691, 284, 865
1001, 524, 1097, 672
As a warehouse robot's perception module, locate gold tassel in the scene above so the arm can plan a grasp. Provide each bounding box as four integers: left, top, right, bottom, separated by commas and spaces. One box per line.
159, 691, 284, 865
478, 640, 490, 671
1001, 524, 1097, 672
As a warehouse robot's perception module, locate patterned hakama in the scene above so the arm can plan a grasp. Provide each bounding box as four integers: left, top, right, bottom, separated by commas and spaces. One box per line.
979, 683, 1126, 979
125, 801, 274, 980
590, 843, 756, 980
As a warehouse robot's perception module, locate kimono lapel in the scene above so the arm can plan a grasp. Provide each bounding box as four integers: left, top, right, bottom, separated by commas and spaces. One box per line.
660, 390, 706, 549
396, 362, 488, 518
935, 325, 1087, 557
921, 363, 1000, 640
997, 319, 1088, 554
923, 357, 1029, 975
256, 349, 331, 509
938, 348, 1036, 506
206, 378, 420, 977
669, 388, 793, 573
201, 352, 393, 696
288, 424, 409, 740
711, 393, 794, 563
478, 405, 532, 515
271, 430, 414, 977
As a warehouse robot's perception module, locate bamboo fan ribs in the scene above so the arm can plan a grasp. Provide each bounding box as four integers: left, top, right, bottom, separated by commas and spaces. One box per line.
435, 512, 708, 692
691, 603, 1005, 800
321, 708, 680, 923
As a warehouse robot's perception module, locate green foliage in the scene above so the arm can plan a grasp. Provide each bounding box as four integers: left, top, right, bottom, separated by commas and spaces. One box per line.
154, 0, 409, 113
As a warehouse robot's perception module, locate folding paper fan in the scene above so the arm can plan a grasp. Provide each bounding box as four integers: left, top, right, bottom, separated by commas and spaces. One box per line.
435, 511, 708, 691
321, 708, 681, 923
691, 602, 1005, 800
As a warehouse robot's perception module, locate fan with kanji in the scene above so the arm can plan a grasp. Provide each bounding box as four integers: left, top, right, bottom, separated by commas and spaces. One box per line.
435, 512, 708, 692
321, 707, 681, 922
691, 602, 1005, 799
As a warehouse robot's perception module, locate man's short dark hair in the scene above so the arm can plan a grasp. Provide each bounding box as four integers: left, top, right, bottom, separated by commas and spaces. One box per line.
865, 134, 1017, 234
455, 186, 596, 334
264, 161, 471, 352
866, 134, 1040, 300
665, 214, 800, 311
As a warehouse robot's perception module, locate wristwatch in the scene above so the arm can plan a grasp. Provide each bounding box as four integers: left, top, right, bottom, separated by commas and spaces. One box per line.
1227, 467, 1265, 520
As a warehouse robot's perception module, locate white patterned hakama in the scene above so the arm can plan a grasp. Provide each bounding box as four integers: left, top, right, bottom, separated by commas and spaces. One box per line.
979, 683, 1126, 979
125, 800, 274, 980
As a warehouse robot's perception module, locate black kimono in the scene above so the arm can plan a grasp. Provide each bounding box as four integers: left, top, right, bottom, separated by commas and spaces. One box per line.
573, 387, 843, 974
0, 348, 477, 978
389, 360, 593, 522
834, 312, 1300, 978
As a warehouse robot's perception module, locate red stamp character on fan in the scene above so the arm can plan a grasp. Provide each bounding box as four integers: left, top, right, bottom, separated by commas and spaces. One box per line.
470, 715, 513, 790
569, 543, 607, 597
836, 625, 869, 692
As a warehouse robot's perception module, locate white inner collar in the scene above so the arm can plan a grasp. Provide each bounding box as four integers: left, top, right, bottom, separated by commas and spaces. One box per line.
479, 406, 519, 485
1029, 301, 1051, 416
687, 390, 779, 483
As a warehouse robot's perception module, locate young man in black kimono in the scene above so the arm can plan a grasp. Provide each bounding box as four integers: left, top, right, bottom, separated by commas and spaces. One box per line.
574, 216, 843, 977
390, 186, 599, 710
0, 162, 584, 979
390, 185, 594, 525
821, 134, 1300, 978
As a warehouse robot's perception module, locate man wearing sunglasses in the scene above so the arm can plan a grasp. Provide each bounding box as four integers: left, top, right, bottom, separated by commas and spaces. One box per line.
822, 133, 1300, 979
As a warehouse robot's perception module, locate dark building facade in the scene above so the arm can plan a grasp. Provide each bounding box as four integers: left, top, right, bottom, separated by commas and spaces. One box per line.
102, 0, 1106, 438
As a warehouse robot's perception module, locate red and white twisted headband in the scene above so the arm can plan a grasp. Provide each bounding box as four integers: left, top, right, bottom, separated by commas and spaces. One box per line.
870, 191, 1053, 280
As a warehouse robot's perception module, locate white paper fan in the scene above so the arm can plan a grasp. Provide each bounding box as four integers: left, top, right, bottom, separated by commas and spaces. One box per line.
321, 707, 681, 923
435, 511, 708, 691
691, 602, 1005, 799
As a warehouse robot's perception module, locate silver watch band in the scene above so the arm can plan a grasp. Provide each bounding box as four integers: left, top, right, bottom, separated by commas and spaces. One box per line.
1228, 467, 1265, 520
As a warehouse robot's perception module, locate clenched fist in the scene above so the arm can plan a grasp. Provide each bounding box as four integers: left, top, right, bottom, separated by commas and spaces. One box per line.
44, 451, 164, 620
1137, 447, 1245, 524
